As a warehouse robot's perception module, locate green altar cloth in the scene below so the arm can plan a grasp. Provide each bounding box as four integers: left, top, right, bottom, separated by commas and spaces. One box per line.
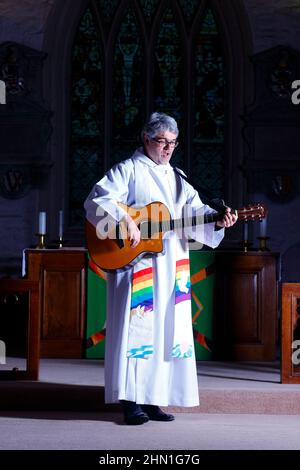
86, 251, 215, 360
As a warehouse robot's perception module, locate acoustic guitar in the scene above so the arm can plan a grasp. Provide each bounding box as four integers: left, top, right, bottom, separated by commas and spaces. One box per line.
86, 201, 266, 271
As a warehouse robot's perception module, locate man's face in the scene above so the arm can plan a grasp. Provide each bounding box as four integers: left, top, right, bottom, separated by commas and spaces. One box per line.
143, 131, 178, 165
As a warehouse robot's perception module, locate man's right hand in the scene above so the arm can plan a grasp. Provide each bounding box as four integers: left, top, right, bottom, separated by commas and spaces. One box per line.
123, 215, 141, 247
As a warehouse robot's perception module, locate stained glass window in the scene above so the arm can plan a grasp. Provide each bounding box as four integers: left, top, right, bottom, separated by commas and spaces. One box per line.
111, 8, 144, 165
70, 7, 103, 227
69, 1, 225, 229
192, 8, 225, 197
139, 0, 160, 23
95, 0, 119, 24
178, 0, 201, 26
153, 7, 184, 167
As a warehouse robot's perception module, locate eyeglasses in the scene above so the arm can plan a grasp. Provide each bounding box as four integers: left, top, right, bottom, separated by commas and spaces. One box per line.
151, 138, 179, 148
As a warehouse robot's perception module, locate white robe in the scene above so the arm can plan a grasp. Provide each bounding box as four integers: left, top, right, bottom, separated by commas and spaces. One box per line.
84, 148, 224, 406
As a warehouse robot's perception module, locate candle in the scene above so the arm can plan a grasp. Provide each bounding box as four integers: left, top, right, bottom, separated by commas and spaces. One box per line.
260, 218, 267, 237
39, 212, 46, 235
243, 221, 248, 241
59, 210, 64, 238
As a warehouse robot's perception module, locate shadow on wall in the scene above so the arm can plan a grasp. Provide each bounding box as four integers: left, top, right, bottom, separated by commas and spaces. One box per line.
282, 243, 300, 282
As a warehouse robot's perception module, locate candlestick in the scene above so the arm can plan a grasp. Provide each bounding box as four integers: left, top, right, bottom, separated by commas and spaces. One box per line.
59, 210, 64, 238
241, 221, 252, 252
241, 240, 252, 252
39, 211, 46, 235
257, 236, 270, 252
36, 233, 46, 249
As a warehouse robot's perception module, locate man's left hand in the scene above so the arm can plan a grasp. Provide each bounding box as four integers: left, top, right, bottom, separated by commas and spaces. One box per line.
215, 207, 238, 228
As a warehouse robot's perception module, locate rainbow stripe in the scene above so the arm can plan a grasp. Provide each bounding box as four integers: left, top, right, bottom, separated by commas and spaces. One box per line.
131, 267, 153, 311
175, 259, 191, 304
88, 258, 107, 280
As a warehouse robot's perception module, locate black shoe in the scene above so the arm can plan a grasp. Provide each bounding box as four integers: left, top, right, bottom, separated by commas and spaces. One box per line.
140, 404, 175, 421
121, 400, 149, 425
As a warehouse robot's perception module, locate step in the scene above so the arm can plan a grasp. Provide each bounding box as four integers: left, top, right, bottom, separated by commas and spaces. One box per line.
1, 359, 300, 414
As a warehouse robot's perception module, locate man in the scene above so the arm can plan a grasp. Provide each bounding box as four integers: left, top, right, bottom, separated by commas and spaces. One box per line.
84, 112, 237, 425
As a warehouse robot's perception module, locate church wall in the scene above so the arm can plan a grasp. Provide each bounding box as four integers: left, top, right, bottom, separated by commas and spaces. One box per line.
244, 0, 300, 52
0, 0, 299, 278
241, 1, 300, 277
1, 0, 299, 53
0, 0, 55, 276
0, 0, 55, 50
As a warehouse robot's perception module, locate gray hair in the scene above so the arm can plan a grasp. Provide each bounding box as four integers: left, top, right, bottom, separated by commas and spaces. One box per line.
141, 112, 179, 140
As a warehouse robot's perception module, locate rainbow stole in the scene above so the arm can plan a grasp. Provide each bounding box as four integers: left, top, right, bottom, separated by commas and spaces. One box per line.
175, 259, 191, 304
131, 266, 153, 312
127, 258, 193, 359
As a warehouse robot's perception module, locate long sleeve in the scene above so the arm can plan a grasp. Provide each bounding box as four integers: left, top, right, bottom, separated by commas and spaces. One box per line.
181, 174, 225, 249
84, 159, 134, 227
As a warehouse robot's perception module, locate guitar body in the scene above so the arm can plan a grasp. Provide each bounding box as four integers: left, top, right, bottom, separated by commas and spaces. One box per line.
86, 200, 266, 271
86, 201, 170, 271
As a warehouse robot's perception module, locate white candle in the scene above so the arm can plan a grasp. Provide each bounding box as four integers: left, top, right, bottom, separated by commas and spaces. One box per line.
59, 210, 64, 238
39, 211, 46, 235
260, 218, 267, 237
243, 221, 248, 241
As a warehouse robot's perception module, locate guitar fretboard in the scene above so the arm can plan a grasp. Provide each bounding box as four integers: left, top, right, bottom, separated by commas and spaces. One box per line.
141, 212, 222, 238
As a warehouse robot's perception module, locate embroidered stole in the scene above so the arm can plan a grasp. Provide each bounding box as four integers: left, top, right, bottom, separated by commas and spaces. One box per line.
127, 258, 154, 359
126, 154, 194, 360
127, 256, 194, 359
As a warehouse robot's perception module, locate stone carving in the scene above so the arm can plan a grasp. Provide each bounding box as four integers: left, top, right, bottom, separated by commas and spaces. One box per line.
0, 44, 26, 95
0, 42, 52, 199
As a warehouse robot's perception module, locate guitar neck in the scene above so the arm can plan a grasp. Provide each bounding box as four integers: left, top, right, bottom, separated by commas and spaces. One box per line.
171, 212, 221, 231
139, 203, 265, 238
146, 211, 224, 237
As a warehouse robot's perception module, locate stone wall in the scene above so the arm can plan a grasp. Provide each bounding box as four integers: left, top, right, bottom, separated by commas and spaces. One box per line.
1, 0, 299, 53
0, 0, 299, 277
244, 0, 300, 52
0, 0, 300, 53
0, 0, 55, 50
0, 1, 54, 276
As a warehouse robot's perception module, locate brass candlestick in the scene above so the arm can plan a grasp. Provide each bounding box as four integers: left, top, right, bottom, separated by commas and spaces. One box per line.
36, 233, 46, 249
241, 240, 252, 253
257, 236, 270, 251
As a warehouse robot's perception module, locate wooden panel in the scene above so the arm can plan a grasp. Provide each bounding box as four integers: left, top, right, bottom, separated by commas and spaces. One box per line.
226, 271, 259, 342
215, 253, 278, 361
42, 269, 82, 338
281, 283, 300, 383
26, 249, 87, 358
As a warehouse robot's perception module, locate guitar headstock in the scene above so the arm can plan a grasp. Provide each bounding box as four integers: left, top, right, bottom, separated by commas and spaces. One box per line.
237, 203, 267, 221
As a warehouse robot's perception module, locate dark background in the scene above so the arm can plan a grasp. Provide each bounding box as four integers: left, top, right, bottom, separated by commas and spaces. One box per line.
0, 0, 300, 282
